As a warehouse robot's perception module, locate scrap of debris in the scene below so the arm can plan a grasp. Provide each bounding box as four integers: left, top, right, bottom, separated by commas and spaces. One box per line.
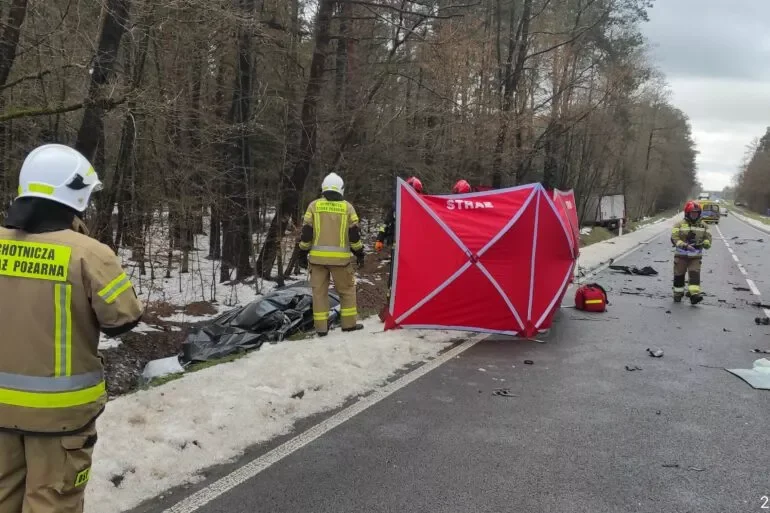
625, 365, 642, 371
755, 317, 770, 326
647, 348, 664, 358
734, 286, 751, 292
752, 349, 770, 354
492, 388, 517, 397
609, 265, 658, 276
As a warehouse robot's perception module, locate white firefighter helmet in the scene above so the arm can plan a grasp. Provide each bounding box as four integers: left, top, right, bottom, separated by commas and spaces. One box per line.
17, 144, 102, 212
321, 172, 344, 196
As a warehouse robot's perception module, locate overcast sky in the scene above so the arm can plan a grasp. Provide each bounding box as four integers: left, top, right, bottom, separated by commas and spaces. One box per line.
641, 0, 770, 191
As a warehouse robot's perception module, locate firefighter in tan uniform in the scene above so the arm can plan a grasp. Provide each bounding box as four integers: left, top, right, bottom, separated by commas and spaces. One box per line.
671, 200, 712, 304
298, 172, 365, 336
0, 144, 144, 513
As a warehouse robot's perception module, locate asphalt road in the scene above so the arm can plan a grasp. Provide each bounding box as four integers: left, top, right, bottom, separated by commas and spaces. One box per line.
145, 214, 770, 513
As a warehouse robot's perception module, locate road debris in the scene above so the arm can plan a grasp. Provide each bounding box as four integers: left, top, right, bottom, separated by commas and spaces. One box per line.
492, 388, 517, 397
755, 317, 770, 326
734, 286, 751, 292
291, 390, 305, 399
662, 463, 679, 468
723, 328, 732, 332
625, 365, 642, 371
726, 358, 770, 390
524, 360, 534, 365
609, 265, 658, 276
751, 349, 770, 354
647, 348, 664, 358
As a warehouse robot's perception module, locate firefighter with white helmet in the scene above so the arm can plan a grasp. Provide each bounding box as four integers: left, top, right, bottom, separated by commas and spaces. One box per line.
298, 172, 364, 335
0, 144, 144, 513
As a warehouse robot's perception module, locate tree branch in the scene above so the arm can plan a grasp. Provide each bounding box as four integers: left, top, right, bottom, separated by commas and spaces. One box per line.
0, 97, 126, 123
0, 63, 84, 92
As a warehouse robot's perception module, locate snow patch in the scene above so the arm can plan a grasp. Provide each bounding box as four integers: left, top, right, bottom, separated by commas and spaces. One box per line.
86, 319, 458, 513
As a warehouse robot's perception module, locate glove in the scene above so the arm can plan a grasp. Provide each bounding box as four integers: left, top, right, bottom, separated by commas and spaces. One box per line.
375, 241, 384, 252
298, 250, 309, 269
354, 250, 365, 267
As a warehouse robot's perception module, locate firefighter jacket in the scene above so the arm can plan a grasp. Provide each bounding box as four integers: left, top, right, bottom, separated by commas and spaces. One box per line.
376, 205, 396, 246
671, 218, 712, 258
0, 202, 143, 434
299, 196, 364, 266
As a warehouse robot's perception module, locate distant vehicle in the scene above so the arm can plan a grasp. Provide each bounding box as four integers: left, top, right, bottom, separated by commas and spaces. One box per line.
700, 200, 720, 224
735, 201, 744, 207
585, 194, 626, 229
722, 208, 728, 217
698, 192, 710, 200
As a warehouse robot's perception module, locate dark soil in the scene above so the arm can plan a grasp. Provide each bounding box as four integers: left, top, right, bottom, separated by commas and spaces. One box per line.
102, 326, 188, 397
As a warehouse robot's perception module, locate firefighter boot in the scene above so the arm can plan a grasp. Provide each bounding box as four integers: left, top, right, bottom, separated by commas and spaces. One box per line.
673, 275, 686, 303
688, 266, 703, 305
688, 280, 703, 305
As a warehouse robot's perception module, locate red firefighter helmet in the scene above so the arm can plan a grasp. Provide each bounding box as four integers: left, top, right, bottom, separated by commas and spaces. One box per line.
406, 176, 423, 194
684, 200, 701, 216
452, 179, 472, 194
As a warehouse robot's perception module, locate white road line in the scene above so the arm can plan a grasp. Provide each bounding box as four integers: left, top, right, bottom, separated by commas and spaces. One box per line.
164, 336, 483, 513
716, 224, 764, 297
747, 279, 762, 296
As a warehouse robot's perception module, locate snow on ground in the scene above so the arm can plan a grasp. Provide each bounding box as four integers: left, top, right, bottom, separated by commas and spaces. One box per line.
86, 319, 458, 513
117, 214, 293, 315
580, 227, 593, 235
576, 214, 679, 275
731, 210, 770, 233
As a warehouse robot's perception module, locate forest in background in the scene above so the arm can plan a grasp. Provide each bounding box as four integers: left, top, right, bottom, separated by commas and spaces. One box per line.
735, 127, 770, 212
0, 0, 698, 283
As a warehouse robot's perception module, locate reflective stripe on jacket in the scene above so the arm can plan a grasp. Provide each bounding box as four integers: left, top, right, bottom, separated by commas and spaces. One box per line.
0, 228, 144, 434
299, 198, 362, 266
671, 219, 712, 257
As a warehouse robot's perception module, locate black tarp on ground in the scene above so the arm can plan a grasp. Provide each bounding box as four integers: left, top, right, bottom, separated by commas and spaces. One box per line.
181, 282, 340, 363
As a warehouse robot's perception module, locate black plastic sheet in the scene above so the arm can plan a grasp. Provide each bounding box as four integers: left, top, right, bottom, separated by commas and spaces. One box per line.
181, 282, 340, 363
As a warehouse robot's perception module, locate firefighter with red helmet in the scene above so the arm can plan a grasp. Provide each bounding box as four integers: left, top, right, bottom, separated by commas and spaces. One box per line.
452, 179, 472, 194
375, 176, 423, 252
671, 200, 712, 304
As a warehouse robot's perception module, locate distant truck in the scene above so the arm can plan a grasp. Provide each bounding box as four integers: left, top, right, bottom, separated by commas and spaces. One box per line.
698, 192, 710, 200
584, 194, 626, 229
700, 200, 721, 224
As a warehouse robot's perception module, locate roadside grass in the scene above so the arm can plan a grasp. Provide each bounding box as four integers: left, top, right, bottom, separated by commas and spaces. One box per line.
730, 203, 770, 225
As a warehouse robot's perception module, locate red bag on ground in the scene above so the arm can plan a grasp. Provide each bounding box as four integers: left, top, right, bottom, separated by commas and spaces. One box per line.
575, 283, 608, 312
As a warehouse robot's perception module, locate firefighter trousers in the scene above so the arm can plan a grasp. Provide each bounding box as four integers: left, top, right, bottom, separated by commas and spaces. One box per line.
673, 256, 702, 296
309, 263, 358, 332
0, 423, 97, 513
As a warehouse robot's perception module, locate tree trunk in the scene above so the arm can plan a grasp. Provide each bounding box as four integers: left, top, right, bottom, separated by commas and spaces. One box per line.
0, 0, 28, 88
491, 0, 531, 188
221, 0, 257, 281
74, 0, 132, 161
256, 0, 335, 277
